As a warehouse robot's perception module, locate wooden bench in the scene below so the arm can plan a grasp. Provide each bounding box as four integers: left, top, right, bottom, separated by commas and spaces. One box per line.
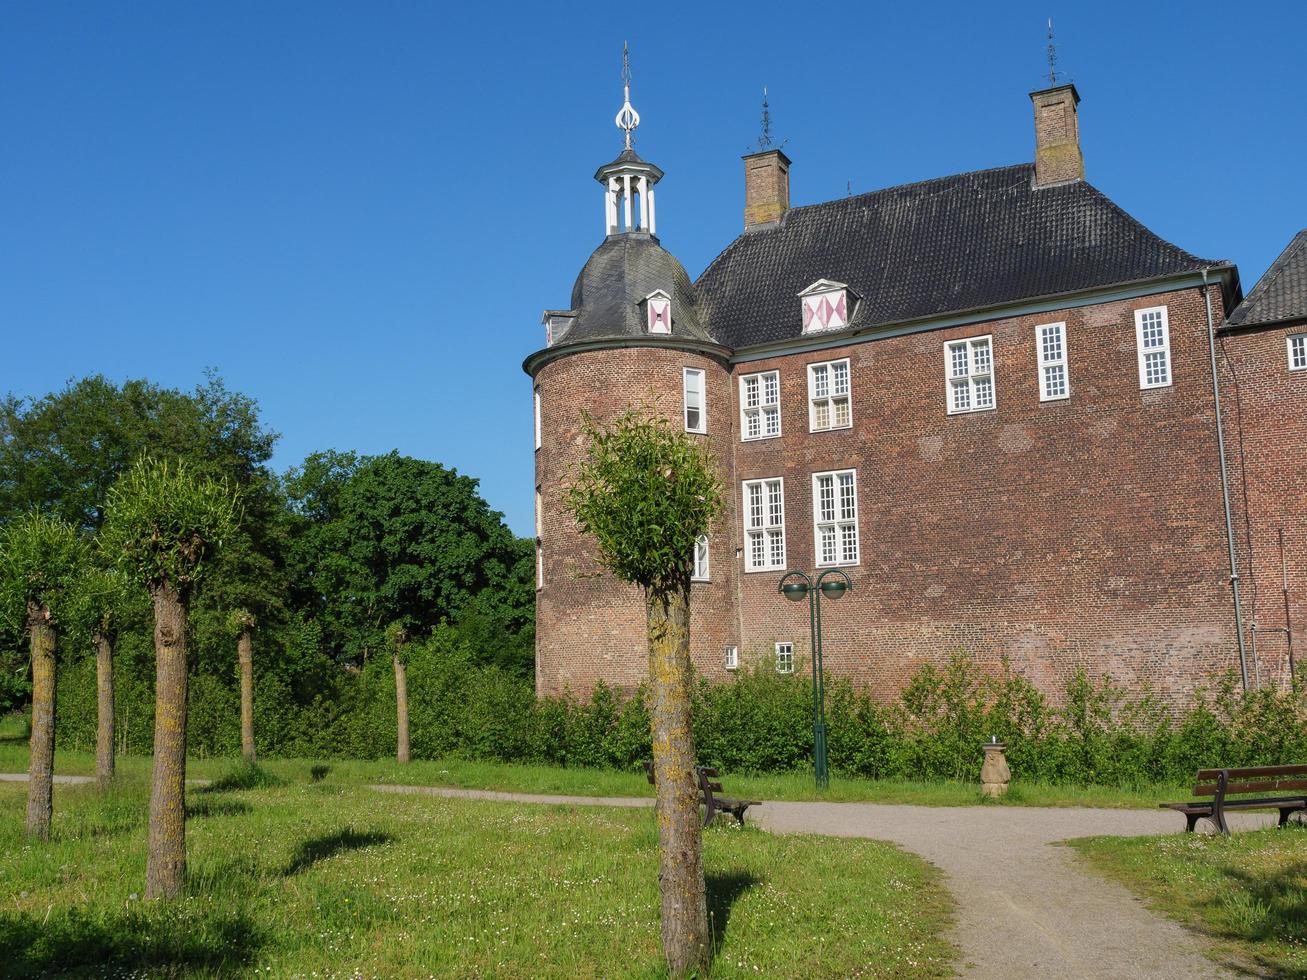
643, 761, 762, 827
1161, 765, 1307, 835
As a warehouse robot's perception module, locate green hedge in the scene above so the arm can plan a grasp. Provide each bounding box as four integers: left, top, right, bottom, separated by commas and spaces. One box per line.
52, 636, 1307, 787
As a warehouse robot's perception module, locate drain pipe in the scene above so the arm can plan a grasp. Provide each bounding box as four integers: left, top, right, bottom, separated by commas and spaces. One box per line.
1203, 267, 1249, 690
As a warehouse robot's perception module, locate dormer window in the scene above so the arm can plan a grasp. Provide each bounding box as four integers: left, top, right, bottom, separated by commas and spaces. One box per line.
798, 280, 854, 334
542, 311, 576, 347
643, 290, 672, 334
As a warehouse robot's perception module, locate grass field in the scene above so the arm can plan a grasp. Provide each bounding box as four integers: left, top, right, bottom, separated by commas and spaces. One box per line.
0, 713, 1185, 809
0, 765, 955, 978
1070, 825, 1307, 977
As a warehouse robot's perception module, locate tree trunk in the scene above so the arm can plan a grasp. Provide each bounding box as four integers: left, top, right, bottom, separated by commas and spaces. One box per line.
95, 632, 115, 790
145, 586, 189, 900
238, 627, 255, 762
26, 606, 56, 841
645, 584, 708, 977
393, 653, 410, 764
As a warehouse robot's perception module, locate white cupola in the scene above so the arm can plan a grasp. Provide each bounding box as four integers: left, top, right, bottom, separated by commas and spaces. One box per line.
594, 43, 663, 237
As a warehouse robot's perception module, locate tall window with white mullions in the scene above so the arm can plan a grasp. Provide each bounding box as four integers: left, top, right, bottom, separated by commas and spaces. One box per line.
808, 359, 851, 431
1036, 322, 1069, 401
683, 368, 706, 433
1135, 307, 1172, 389
945, 336, 995, 413
812, 470, 859, 566
743, 478, 785, 571
740, 371, 781, 440
692, 535, 710, 581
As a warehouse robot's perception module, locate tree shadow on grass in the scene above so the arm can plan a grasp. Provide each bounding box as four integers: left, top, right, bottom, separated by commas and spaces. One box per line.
0, 908, 265, 978
186, 797, 252, 820
706, 870, 761, 962
197, 761, 285, 794
283, 828, 395, 876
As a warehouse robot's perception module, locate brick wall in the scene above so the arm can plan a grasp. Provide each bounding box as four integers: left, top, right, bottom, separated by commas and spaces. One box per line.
535, 284, 1263, 704
1219, 320, 1307, 688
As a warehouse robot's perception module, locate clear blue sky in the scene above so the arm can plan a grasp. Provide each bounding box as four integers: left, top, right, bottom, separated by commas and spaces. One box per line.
3, 1, 1304, 535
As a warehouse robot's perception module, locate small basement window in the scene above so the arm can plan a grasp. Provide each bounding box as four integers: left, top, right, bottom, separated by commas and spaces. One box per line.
724, 646, 739, 671
775, 642, 794, 674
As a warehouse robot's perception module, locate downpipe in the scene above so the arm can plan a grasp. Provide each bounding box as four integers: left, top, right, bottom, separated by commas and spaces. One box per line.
1203, 268, 1249, 690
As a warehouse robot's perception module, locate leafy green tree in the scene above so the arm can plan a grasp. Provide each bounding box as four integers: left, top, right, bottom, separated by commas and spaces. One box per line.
69, 562, 139, 789
286, 451, 529, 664
100, 458, 240, 900
566, 409, 722, 977
227, 609, 257, 762
0, 513, 88, 839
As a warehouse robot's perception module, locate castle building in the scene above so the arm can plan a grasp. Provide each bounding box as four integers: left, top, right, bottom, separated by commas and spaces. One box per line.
524, 69, 1307, 703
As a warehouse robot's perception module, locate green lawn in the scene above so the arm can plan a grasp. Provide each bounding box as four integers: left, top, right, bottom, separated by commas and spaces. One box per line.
0, 767, 954, 977
0, 714, 1185, 809
1070, 825, 1307, 977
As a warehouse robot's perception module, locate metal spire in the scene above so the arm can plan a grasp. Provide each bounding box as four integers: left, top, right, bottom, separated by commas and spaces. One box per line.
1046, 18, 1060, 86
757, 86, 773, 150
615, 41, 640, 151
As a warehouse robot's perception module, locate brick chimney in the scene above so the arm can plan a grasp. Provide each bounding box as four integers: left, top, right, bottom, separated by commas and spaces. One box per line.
743, 148, 791, 228
1030, 84, 1084, 186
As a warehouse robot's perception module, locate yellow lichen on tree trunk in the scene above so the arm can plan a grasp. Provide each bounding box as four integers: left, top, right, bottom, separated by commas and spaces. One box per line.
238, 627, 255, 762
645, 585, 708, 977
146, 586, 189, 900
26, 606, 56, 841
394, 653, 410, 765
95, 632, 115, 790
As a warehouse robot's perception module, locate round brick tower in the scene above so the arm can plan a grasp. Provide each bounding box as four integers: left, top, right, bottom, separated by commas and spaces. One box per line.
524, 85, 739, 697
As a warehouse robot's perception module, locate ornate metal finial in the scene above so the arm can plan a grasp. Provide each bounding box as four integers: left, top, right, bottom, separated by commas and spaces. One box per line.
1046, 18, 1060, 86
757, 86, 773, 150
615, 41, 640, 151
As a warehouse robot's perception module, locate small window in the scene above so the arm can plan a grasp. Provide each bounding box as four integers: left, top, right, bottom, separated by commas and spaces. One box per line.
945, 336, 995, 413
692, 535, 710, 581
535, 489, 542, 538
740, 371, 781, 441
534, 389, 542, 450
1036, 323, 1069, 401
808, 359, 852, 431
1288, 334, 1307, 372
775, 642, 794, 674
724, 646, 739, 671
535, 543, 543, 591
683, 368, 706, 434
743, 478, 786, 571
1135, 307, 1172, 389
812, 470, 859, 566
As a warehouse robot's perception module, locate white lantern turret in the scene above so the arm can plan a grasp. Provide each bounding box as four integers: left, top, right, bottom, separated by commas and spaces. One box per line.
594, 43, 663, 237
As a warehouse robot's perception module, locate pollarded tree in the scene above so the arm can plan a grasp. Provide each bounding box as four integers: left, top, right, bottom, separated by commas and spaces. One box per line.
100, 458, 240, 900
384, 622, 410, 764
69, 562, 138, 790
566, 409, 722, 977
228, 609, 257, 762
0, 513, 88, 839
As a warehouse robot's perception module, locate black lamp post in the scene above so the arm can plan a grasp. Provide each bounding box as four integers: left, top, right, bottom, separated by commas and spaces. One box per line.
777, 568, 851, 790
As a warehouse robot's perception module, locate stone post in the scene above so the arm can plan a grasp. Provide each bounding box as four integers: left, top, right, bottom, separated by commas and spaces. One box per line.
981, 739, 1011, 798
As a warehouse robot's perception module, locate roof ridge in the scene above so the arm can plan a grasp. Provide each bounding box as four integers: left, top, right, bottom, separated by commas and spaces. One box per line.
789, 162, 1032, 216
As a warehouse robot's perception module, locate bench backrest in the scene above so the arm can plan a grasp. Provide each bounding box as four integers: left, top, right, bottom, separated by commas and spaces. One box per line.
1193, 764, 1307, 798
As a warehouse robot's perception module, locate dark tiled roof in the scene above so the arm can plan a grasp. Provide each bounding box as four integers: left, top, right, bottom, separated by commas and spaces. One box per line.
557, 232, 711, 344
1226, 230, 1307, 329
695, 164, 1226, 348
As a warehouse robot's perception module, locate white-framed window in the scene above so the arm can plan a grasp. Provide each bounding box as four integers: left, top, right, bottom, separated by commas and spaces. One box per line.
1288, 334, 1307, 372
812, 470, 859, 566
692, 535, 710, 581
775, 642, 794, 674
1036, 322, 1069, 401
724, 645, 739, 671
945, 336, 995, 413
683, 368, 706, 434
740, 371, 781, 440
535, 489, 542, 538
535, 543, 543, 590
534, 389, 542, 450
743, 478, 786, 571
1135, 306, 1172, 389
808, 359, 851, 431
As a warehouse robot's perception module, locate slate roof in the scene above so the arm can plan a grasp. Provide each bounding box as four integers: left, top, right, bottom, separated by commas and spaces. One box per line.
558, 232, 712, 345
1225, 230, 1307, 329
695, 163, 1226, 349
